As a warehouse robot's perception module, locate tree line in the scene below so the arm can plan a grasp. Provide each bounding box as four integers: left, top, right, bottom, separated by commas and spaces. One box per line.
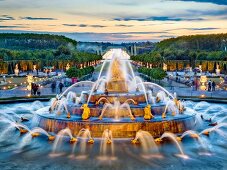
131, 33, 227, 66
0, 45, 101, 65
138, 67, 167, 81
0, 33, 77, 50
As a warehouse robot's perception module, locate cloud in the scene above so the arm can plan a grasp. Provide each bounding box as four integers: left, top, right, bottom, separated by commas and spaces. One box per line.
63, 24, 77, 27
186, 27, 219, 30
115, 24, 134, 27
78, 24, 87, 27
186, 7, 227, 17
173, 0, 227, 5
0, 25, 26, 28
0, 15, 15, 21
110, 1, 139, 6
113, 16, 204, 22
165, 27, 219, 31
21, 17, 57, 20
63, 24, 106, 28
91, 25, 106, 28
116, 31, 168, 35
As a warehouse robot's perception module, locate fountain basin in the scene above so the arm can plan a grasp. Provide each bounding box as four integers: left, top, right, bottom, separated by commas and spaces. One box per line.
83, 92, 147, 104
35, 112, 196, 138
67, 103, 166, 117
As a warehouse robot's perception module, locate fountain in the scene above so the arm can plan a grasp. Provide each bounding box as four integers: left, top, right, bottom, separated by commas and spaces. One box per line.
34, 49, 196, 138
0, 49, 227, 168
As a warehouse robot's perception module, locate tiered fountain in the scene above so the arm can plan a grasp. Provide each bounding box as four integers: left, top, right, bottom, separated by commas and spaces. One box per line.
35, 49, 195, 138
1, 49, 227, 167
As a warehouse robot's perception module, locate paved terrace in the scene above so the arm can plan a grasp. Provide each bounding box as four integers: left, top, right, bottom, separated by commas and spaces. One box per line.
0, 70, 227, 100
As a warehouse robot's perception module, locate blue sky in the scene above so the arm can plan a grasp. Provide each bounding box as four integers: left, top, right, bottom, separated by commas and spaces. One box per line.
0, 0, 227, 42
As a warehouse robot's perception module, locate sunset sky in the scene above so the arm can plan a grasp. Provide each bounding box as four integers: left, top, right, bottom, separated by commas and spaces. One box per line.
0, 0, 227, 42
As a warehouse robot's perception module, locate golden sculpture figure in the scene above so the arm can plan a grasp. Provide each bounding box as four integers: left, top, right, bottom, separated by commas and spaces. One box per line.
106, 58, 128, 92
110, 58, 124, 81
144, 104, 154, 120
81, 104, 90, 120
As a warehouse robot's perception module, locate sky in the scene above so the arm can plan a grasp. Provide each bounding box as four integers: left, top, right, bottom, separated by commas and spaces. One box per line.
0, 0, 227, 42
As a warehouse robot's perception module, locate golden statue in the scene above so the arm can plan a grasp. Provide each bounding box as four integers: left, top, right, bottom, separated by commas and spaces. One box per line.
176, 100, 184, 113
106, 58, 128, 92
131, 138, 139, 144
66, 112, 71, 119
110, 58, 124, 81
156, 97, 161, 103
162, 112, 166, 119
144, 104, 154, 120
81, 104, 90, 120
173, 98, 178, 106
88, 138, 94, 144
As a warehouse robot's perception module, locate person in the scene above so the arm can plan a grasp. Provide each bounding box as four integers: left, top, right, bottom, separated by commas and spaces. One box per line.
192, 80, 194, 86
51, 81, 56, 93
3, 76, 6, 82
212, 81, 216, 91
37, 84, 41, 96
31, 83, 35, 95
33, 84, 39, 95
59, 82, 64, 93
176, 72, 179, 82
105, 88, 108, 96
208, 80, 212, 91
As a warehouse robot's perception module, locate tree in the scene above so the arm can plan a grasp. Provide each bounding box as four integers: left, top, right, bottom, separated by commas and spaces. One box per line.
150, 68, 167, 81
66, 66, 95, 78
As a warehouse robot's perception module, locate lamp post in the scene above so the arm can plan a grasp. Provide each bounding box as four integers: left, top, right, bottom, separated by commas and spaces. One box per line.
27, 74, 33, 90
200, 75, 207, 91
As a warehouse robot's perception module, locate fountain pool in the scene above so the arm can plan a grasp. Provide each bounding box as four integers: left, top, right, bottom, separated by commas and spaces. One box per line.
0, 101, 226, 169
0, 49, 226, 169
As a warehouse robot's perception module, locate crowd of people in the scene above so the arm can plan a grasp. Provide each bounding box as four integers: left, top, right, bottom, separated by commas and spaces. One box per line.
30, 80, 66, 96
208, 80, 216, 91
31, 83, 40, 96
51, 81, 64, 94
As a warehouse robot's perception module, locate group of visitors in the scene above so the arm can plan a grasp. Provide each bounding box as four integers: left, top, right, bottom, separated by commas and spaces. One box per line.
31, 83, 40, 96
51, 81, 64, 94
208, 80, 216, 91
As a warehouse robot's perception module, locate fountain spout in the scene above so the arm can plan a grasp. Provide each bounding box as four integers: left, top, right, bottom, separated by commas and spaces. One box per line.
144, 104, 154, 120
81, 104, 90, 120
96, 97, 111, 105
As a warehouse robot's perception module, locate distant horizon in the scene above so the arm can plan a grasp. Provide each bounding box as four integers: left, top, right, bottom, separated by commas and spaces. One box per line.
0, 0, 227, 42
0, 29, 163, 43
1, 30, 227, 44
